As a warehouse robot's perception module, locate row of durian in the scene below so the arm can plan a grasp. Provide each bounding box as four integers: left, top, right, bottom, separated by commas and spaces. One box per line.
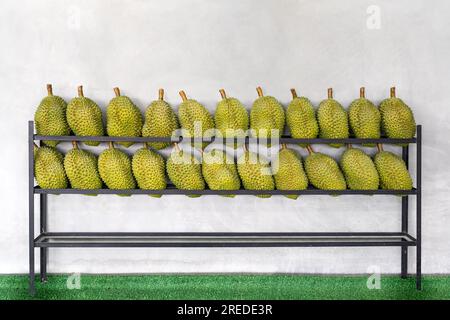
35, 85, 416, 149
34, 139, 412, 199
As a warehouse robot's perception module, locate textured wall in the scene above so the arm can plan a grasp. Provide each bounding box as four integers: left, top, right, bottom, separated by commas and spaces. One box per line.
0, 0, 449, 274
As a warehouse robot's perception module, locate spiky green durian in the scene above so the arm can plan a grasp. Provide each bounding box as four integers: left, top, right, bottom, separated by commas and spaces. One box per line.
340, 146, 379, 190
178, 91, 215, 149
66, 86, 104, 146
64, 141, 102, 194
317, 88, 349, 148
34, 144, 68, 189
166, 144, 205, 197
132, 144, 166, 198
348, 87, 381, 147
379, 87, 416, 145
202, 149, 241, 197
304, 146, 346, 190
250, 87, 285, 143
273, 145, 308, 200
98, 142, 136, 195
142, 88, 178, 150
374, 144, 412, 190
106, 87, 143, 148
34, 84, 70, 147
286, 88, 318, 147
237, 149, 274, 198
214, 89, 248, 148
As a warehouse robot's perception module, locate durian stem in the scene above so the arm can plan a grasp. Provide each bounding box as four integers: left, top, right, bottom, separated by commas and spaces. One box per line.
143, 142, 148, 149
376, 143, 383, 152
179, 90, 187, 102
33, 142, 39, 149
174, 143, 180, 152
72, 141, 78, 149
281, 143, 287, 150
219, 89, 227, 99
109, 141, 114, 149
243, 143, 248, 152
390, 87, 396, 98
47, 84, 53, 96
290, 88, 297, 99
347, 143, 352, 149
158, 88, 164, 100
306, 145, 314, 154
327, 88, 333, 99
256, 86, 264, 97
113, 87, 121, 97
360, 87, 365, 98
77, 85, 84, 97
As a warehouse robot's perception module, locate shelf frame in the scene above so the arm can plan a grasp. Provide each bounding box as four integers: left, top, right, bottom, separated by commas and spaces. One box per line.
28, 121, 422, 295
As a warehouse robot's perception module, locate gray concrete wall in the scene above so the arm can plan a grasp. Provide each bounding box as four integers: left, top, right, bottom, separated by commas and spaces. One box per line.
0, 0, 448, 274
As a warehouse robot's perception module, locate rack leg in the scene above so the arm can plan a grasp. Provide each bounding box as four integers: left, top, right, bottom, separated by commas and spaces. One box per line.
40, 194, 47, 282
28, 121, 35, 295
401, 146, 409, 278
416, 126, 422, 290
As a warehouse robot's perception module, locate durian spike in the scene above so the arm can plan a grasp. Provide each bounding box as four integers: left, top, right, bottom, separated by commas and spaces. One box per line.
173, 143, 181, 152
47, 84, 53, 96
306, 145, 314, 155
290, 88, 297, 99
390, 87, 396, 98
158, 88, 164, 100
360, 87, 365, 98
327, 88, 333, 99
281, 143, 287, 150
179, 90, 188, 102
376, 143, 383, 152
113, 87, 121, 97
256, 86, 264, 97
109, 141, 115, 149
72, 141, 78, 149
77, 85, 84, 97
219, 89, 227, 99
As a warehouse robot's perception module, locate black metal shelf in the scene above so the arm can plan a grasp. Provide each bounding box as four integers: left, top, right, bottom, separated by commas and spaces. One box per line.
34, 186, 418, 196
27, 121, 422, 295
34, 232, 417, 248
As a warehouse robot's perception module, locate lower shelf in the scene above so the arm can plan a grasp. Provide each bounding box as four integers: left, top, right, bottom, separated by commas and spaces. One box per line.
34, 232, 417, 248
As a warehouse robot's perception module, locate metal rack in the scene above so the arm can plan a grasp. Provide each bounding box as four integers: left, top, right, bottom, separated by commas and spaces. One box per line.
28, 121, 422, 294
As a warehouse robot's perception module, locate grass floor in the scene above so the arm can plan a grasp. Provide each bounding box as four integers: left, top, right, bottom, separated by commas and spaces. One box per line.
0, 274, 449, 300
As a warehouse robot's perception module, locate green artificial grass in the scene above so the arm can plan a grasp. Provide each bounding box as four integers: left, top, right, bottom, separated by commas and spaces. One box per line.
0, 274, 449, 300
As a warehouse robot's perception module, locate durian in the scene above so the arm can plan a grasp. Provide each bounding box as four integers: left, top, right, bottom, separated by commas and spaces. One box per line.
132, 143, 167, 198
273, 145, 308, 199
374, 144, 412, 190
34, 144, 68, 189
66, 86, 104, 146
142, 88, 178, 150
317, 88, 349, 148
34, 84, 70, 147
286, 88, 318, 147
106, 87, 143, 148
178, 90, 215, 149
340, 145, 379, 190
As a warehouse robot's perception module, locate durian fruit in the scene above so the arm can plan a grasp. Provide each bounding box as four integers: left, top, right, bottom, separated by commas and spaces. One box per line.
142, 88, 178, 150
132, 143, 167, 198
237, 147, 275, 198
34, 144, 68, 189
379, 87, 416, 145
317, 88, 349, 148
250, 87, 285, 143
166, 143, 205, 197
34, 84, 70, 147
214, 89, 249, 148
273, 145, 308, 200
66, 86, 104, 146
340, 145, 379, 190
201, 149, 241, 197
178, 90, 215, 149
64, 141, 102, 195
286, 88, 318, 147
348, 87, 381, 147
374, 144, 412, 190
304, 145, 346, 190
106, 87, 143, 148
98, 142, 136, 196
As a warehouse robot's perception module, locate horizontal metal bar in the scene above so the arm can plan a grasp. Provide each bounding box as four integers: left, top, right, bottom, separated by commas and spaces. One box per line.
42, 232, 408, 237
33, 186, 417, 195
33, 134, 417, 144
